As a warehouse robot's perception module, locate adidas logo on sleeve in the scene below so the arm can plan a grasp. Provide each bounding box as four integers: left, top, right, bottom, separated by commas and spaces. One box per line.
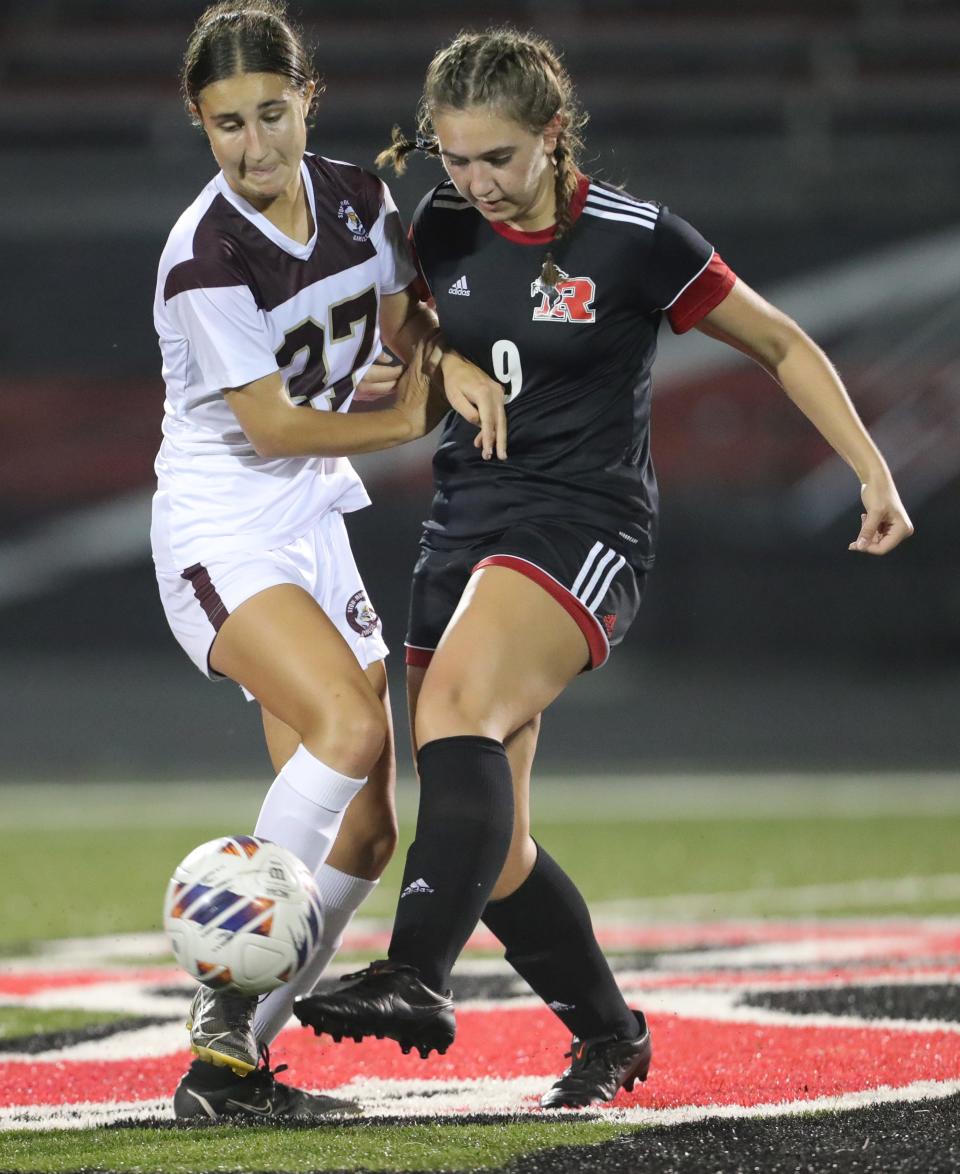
448, 275, 470, 296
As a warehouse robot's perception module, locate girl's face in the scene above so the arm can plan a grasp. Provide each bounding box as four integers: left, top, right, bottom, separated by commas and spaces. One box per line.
433, 105, 559, 231
195, 72, 313, 208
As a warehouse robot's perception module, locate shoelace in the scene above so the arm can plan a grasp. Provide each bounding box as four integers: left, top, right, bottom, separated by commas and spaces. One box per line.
248, 1043, 288, 1087
340, 962, 379, 983
560, 1038, 621, 1081
340, 959, 416, 983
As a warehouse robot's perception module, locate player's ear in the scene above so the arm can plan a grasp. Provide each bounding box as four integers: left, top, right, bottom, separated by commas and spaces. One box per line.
299, 80, 316, 117
541, 115, 562, 154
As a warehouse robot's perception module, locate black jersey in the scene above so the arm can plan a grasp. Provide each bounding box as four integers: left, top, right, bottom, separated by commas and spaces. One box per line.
411, 175, 735, 567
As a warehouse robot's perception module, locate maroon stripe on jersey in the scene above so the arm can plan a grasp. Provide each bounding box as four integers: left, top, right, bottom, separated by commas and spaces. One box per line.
489, 174, 591, 246
668, 252, 737, 334
181, 564, 230, 632
472, 554, 608, 669
405, 645, 435, 668
164, 158, 382, 310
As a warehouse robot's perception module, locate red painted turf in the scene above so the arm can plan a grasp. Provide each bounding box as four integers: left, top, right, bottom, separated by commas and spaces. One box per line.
4, 923, 958, 1115
3, 1006, 959, 1110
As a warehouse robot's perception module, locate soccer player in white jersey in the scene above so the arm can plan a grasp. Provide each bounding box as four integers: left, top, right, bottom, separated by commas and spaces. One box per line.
152, 2, 500, 1122
293, 27, 915, 1109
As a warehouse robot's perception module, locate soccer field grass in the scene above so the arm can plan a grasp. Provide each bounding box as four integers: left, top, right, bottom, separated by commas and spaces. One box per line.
3, 773, 960, 949
2, 773, 959, 1173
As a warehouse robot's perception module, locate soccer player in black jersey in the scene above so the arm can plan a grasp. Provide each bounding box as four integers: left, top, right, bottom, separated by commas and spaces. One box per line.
295, 27, 913, 1108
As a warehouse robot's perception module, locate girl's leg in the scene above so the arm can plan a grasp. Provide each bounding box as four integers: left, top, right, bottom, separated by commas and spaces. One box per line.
253, 659, 398, 1048
409, 666, 637, 1042
189, 585, 387, 1073
385, 564, 589, 993
406, 666, 537, 902
212, 583, 387, 878
212, 582, 386, 779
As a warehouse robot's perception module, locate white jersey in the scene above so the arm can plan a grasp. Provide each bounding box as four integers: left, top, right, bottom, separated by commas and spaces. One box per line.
151, 153, 416, 572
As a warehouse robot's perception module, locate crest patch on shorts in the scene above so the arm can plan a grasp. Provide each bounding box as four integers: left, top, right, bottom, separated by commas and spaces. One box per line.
346, 590, 379, 636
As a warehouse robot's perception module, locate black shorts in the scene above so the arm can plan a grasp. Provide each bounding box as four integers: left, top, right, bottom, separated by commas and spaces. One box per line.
405, 519, 647, 671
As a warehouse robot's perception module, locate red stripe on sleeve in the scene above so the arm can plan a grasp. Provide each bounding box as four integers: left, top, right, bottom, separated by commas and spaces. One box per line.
667, 252, 737, 334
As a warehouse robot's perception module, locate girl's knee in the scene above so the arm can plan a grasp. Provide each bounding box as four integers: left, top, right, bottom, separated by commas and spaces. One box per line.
304, 690, 388, 779
415, 672, 498, 744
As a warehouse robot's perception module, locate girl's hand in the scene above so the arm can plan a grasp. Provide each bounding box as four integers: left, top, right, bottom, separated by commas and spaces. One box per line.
393, 339, 447, 439
354, 352, 402, 403
440, 351, 508, 460
848, 479, 914, 555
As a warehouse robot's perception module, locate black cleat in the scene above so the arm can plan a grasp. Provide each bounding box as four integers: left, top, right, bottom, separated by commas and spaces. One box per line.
185, 984, 258, 1074
293, 960, 456, 1058
540, 1010, 652, 1109
173, 1046, 362, 1122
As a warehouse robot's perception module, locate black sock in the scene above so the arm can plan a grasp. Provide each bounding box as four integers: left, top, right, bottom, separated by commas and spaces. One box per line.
481, 842, 638, 1041
388, 735, 514, 992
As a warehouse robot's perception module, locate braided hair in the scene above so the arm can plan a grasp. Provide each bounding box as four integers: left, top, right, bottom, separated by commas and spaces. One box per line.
376, 27, 587, 284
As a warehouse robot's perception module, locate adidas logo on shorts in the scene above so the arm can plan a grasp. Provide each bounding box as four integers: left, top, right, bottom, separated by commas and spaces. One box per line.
400, 877, 435, 898
448, 275, 470, 296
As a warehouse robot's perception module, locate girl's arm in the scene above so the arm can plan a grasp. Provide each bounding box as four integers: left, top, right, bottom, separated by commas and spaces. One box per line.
224, 339, 435, 458
379, 286, 508, 460
697, 280, 914, 555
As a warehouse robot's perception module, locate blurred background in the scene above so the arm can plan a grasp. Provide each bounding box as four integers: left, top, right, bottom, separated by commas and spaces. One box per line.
0, 0, 957, 786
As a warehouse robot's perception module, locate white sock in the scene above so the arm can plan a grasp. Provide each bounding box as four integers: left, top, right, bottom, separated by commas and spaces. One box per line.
253, 864, 378, 1046
253, 744, 366, 873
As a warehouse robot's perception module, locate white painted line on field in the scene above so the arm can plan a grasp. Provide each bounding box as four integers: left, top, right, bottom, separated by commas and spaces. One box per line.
4, 1076, 960, 1133
594, 873, 960, 919
622, 985, 960, 1035
600, 1077, 960, 1126
0, 1098, 173, 1132
340, 1075, 549, 1116
0, 1022, 189, 1064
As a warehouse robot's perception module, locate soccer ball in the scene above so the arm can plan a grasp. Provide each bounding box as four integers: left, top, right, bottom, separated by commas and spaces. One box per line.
163, 835, 323, 995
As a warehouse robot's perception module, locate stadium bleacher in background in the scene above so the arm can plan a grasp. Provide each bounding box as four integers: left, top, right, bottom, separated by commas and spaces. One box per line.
0, 0, 956, 780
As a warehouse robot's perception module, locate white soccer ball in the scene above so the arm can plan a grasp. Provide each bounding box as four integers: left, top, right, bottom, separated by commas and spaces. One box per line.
163, 835, 323, 995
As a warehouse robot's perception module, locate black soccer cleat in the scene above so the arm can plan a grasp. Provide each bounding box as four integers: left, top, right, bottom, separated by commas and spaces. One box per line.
540, 1010, 652, 1109
293, 959, 456, 1059
185, 984, 258, 1074
173, 1046, 362, 1122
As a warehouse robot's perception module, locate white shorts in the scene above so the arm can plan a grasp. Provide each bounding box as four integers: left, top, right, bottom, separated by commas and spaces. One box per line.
155, 510, 388, 700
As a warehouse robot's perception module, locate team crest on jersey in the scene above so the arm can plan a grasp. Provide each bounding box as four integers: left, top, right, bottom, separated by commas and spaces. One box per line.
345, 590, 379, 636
530, 264, 596, 323
337, 201, 368, 241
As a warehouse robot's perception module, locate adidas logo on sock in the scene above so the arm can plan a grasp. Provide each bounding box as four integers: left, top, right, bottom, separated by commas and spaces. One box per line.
400, 877, 435, 898
548, 1000, 576, 1012
448, 275, 470, 296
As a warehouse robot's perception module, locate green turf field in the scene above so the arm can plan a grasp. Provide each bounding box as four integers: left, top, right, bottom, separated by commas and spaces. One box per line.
2, 775, 959, 949
0, 1119, 648, 1173
2, 774, 958, 1173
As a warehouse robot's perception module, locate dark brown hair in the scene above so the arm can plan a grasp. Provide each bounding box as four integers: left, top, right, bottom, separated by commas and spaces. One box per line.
377, 26, 587, 242
181, 1, 321, 124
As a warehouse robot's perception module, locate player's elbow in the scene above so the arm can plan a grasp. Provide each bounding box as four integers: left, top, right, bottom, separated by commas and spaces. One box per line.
244, 419, 292, 459
764, 314, 809, 371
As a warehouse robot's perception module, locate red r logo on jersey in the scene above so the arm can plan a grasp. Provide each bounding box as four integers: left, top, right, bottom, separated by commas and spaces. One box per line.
530, 268, 597, 324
